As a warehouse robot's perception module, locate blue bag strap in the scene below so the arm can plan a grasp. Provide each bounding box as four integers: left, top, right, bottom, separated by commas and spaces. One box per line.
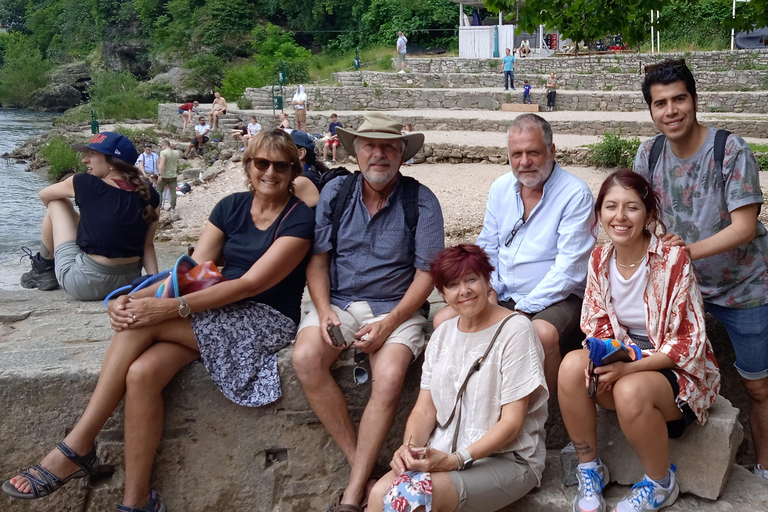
102, 270, 172, 307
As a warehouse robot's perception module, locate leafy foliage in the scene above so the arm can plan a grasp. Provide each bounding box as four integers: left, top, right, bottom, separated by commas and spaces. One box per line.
485, 0, 668, 49
40, 135, 86, 179
589, 133, 641, 169
0, 33, 53, 106
88, 70, 160, 120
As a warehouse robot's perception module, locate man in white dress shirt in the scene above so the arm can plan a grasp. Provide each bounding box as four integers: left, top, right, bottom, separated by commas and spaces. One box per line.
435, 114, 595, 393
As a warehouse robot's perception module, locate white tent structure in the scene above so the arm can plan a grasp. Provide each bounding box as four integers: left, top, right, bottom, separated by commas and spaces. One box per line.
450, 1, 553, 58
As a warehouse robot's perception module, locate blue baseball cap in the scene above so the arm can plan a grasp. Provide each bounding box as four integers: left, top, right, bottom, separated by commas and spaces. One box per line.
71, 131, 139, 165
290, 130, 317, 163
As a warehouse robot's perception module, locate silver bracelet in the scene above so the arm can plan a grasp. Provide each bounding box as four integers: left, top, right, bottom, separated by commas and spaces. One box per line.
457, 448, 472, 467
452, 451, 464, 470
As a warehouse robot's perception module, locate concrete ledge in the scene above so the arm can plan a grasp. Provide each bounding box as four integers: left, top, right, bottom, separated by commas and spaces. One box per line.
595, 395, 743, 500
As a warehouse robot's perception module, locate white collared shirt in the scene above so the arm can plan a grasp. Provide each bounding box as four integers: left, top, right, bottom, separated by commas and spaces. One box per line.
476, 163, 595, 313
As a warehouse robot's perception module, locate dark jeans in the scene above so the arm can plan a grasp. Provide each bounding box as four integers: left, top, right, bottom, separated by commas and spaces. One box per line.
547, 90, 557, 108
504, 71, 514, 90
522, 92, 531, 104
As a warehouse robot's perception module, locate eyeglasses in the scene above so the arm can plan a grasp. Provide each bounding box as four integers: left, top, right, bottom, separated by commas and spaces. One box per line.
504, 217, 526, 247
353, 349, 370, 385
251, 158, 292, 173
644, 58, 686, 74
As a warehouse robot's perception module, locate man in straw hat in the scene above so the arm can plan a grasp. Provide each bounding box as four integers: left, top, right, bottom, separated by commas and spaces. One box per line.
293, 112, 444, 511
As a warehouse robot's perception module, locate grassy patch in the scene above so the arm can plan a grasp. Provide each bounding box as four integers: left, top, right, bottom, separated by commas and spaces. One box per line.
308, 46, 396, 83
113, 125, 158, 145
588, 132, 641, 169
749, 143, 768, 153
756, 155, 768, 172
40, 135, 86, 179
606, 66, 622, 73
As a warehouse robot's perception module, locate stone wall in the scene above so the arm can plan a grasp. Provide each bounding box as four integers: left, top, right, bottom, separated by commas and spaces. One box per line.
242, 86, 768, 114
401, 49, 768, 74
158, 105, 768, 140
336, 69, 768, 92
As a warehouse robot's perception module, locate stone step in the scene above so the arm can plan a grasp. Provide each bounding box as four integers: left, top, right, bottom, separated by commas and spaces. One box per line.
401, 48, 768, 75
336, 69, 768, 92
244, 86, 768, 114
159, 104, 768, 140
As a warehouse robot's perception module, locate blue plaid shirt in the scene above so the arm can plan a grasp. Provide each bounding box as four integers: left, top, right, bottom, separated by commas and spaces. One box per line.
314, 174, 444, 315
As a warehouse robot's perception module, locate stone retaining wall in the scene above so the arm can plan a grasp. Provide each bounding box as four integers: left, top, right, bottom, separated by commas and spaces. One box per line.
158, 105, 768, 140
401, 49, 768, 74
242, 86, 768, 114
336, 69, 768, 92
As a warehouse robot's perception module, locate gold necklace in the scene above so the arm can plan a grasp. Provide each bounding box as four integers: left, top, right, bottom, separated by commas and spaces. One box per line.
615, 253, 647, 268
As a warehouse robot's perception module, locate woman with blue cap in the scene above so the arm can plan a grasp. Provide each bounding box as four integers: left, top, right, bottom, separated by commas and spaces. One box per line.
19, 131, 160, 301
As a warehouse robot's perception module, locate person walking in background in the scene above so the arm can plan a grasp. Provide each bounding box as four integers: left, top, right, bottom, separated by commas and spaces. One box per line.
522, 80, 532, 104
157, 140, 181, 212
292, 85, 308, 132
397, 31, 407, 74
500, 48, 516, 90
546, 72, 557, 111
178, 101, 199, 132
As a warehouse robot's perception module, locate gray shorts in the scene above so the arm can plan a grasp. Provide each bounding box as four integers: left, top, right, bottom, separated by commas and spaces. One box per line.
447, 452, 537, 512
54, 240, 142, 301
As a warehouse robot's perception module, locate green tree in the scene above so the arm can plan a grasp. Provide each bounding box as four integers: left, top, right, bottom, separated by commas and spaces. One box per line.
484, 0, 669, 49
0, 33, 52, 106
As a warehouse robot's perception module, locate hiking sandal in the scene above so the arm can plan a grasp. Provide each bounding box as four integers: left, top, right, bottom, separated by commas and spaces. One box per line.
2, 441, 100, 499
117, 490, 167, 512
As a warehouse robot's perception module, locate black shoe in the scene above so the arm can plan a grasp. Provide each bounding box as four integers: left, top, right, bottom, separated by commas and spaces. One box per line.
19, 246, 59, 291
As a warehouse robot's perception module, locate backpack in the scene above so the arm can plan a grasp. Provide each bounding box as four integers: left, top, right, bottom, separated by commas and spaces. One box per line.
329, 171, 421, 255
648, 129, 730, 188
319, 166, 352, 190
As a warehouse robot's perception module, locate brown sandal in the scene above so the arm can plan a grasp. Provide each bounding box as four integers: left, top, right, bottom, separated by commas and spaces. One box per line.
329, 492, 363, 512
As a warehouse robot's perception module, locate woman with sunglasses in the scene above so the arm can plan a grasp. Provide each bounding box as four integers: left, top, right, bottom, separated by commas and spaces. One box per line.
560, 170, 719, 512
3, 130, 315, 512
19, 131, 160, 300
369, 244, 548, 512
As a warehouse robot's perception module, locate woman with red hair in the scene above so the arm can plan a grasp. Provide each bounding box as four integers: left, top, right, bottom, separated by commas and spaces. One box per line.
368, 244, 548, 512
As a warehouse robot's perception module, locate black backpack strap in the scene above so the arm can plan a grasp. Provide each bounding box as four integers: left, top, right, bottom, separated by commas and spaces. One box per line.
330, 172, 360, 254
713, 129, 731, 189
399, 175, 421, 235
648, 134, 667, 179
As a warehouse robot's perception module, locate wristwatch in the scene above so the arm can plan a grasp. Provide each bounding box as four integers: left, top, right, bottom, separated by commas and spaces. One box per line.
456, 448, 474, 470
178, 297, 191, 318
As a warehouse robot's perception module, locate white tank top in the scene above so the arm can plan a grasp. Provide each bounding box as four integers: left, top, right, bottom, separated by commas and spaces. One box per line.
609, 255, 649, 338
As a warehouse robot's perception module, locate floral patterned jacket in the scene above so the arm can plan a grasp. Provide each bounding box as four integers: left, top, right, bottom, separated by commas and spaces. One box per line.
580, 235, 720, 424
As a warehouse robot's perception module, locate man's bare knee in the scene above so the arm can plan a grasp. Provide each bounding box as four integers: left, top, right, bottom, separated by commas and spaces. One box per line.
433, 305, 457, 330
292, 328, 334, 382
743, 377, 768, 403
532, 319, 560, 352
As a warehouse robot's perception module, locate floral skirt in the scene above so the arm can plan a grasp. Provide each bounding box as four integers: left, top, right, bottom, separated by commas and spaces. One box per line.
190, 301, 296, 407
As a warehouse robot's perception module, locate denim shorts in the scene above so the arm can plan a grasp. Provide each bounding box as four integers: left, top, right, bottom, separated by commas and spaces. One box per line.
705, 301, 768, 380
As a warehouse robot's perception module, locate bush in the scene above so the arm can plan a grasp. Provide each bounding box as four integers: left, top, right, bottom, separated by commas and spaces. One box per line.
40, 135, 86, 179
184, 53, 227, 94
113, 125, 159, 146
220, 64, 267, 101
88, 69, 160, 120
756, 155, 768, 172
0, 33, 53, 107
589, 133, 641, 169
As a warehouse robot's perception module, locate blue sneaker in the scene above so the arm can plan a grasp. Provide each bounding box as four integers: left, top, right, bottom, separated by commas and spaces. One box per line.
614, 466, 679, 511
574, 462, 609, 512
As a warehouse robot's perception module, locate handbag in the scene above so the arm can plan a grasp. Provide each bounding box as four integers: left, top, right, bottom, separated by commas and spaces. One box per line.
155, 255, 226, 298
437, 313, 517, 452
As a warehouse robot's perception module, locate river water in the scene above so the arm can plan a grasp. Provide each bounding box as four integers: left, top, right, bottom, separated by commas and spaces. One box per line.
0, 109, 57, 290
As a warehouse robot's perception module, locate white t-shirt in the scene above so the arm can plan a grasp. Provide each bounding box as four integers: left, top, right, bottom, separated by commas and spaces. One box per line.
195, 123, 210, 136
397, 35, 407, 54
609, 257, 649, 338
247, 122, 262, 135
293, 92, 307, 110
421, 314, 549, 483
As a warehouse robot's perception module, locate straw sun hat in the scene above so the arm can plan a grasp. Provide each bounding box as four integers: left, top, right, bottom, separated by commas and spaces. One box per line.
336, 112, 424, 163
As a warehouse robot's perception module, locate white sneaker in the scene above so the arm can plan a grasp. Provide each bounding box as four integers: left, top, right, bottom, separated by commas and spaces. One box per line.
397, 69, 406, 74
754, 464, 768, 480
574, 461, 609, 512
615, 466, 679, 511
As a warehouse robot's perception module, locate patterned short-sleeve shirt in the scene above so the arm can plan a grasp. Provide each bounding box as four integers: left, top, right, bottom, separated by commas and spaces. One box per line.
633, 128, 768, 308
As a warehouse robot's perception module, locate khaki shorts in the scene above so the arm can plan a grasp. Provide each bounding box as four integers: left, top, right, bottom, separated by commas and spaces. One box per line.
447, 452, 538, 512
398, 53, 406, 63
295, 108, 306, 124
298, 301, 427, 357
54, 240, 142, 301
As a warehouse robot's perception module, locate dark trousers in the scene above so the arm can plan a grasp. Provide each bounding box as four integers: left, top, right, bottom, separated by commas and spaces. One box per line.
504, 71, 514, 90
522, 92, 531, 104
547, 90, 557, 108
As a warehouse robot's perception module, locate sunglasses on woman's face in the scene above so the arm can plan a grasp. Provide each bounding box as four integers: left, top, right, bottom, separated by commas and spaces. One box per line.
251, 158, 292, 173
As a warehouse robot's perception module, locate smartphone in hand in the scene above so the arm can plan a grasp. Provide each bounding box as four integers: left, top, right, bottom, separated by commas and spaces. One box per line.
326, 324, 346, 347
